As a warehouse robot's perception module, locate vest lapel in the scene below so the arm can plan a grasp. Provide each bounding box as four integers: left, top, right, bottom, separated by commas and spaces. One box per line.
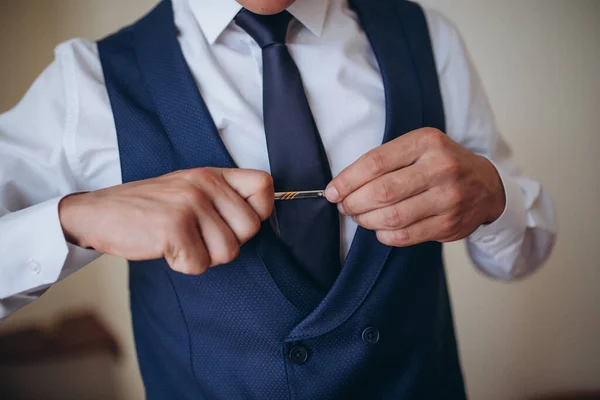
134, 0, 236, 170
134, 0, 325, 314
288, 0, 426, 339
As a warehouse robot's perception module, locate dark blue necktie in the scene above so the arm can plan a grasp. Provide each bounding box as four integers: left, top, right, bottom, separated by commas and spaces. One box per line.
235, 9, 340, 289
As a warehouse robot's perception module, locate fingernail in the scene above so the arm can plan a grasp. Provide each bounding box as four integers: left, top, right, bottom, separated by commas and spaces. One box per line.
325, 186, 339, 202
337, 203, 346, 215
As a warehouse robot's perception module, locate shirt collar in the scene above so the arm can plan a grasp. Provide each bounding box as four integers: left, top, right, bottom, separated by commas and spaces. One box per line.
188, 0, 330, 45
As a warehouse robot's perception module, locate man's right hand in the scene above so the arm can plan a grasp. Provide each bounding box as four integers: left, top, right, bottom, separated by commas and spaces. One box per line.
58, 168, 274, 275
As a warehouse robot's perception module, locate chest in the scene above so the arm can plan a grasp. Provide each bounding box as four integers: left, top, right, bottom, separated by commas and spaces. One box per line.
98, 0, 446, 275
181, 7, 387, 178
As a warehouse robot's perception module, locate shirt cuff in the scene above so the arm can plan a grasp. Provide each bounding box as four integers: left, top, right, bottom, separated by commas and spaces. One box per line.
468, 164, 528, 254
0, 197, 99, 299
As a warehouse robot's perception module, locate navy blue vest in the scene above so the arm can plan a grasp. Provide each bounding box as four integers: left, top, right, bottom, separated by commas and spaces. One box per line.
98, 1, 466, 398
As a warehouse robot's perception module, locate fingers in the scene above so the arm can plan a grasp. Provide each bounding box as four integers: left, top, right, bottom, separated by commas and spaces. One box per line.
326, 131, 422, 203
165, 219, 211, 275
339, 165, 430, 216
375, 210, 465, 247
220, 168, 274, 220
195, 202, 241, 267
171, 168, 273, 271
210, 180, 262, 245
352, 190, 437, 231
376, 215, 447, 247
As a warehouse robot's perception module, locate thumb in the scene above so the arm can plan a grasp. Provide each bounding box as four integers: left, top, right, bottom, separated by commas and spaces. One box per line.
220, 168, 274, 221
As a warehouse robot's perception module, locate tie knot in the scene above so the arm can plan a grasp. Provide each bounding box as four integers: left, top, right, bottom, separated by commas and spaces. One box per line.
235, 9, 293, 49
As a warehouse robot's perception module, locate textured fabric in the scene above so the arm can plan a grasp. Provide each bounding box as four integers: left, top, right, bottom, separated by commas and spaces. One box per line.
235, 9, 340, 290
97, 0, 466, 398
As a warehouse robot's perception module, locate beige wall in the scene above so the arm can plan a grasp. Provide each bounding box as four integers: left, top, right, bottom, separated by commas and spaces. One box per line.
1, 1, 598, 399
419, 2, 600, 398
0, 1, 57, 111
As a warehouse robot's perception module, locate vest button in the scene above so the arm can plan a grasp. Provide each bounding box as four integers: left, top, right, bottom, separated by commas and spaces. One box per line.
289, 346, 309, 365
362, 327, 380, 345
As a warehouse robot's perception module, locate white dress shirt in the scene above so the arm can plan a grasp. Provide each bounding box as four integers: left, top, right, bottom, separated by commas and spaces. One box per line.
0, 0, 556, 320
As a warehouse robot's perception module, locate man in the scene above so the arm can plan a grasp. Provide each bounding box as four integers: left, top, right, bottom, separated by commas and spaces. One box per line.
0, 0, 556, 398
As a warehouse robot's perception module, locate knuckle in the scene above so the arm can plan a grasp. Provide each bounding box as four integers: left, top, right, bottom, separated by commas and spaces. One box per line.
223, 244, 240, 264
166, 245, 192, 275
441, 214, 461, 235
446, 186, 465, 207
190, 168, 221, 187
212, 242, 240, 266
384, 206, 403, 228
257, 203, 274, 222
442, 157, 462, 179
335, 174, 351, 194
170, 261, 188, 274
183, 185, 209, 205
195, 260, 210, 275
178, 262, 198, 275
194, 250, 212, 274
250, 215, 262, 236
241, 215, 262, 241
373, 180, 393, 203
256, 171, 274, 192
341, 199, 355, 216
166, 236, 211, 276
392, 229, 410, 246
366, 149, 387, 176
423, 128, 445, 145
188, 167, 211, 180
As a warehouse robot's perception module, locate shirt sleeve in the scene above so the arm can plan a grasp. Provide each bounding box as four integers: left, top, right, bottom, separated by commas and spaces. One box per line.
0, 44, 100, 321
425, 9, 557, 281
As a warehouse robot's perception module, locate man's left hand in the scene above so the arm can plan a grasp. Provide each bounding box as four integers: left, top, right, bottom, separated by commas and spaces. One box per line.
325, 128, 506, 247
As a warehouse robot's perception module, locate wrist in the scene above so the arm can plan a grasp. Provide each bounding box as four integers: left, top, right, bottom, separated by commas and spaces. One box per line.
481, 157, 506, 224
58, 192, 92, 248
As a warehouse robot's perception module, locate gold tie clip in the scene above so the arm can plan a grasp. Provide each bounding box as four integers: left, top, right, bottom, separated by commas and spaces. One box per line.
274, 190, 325, 201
